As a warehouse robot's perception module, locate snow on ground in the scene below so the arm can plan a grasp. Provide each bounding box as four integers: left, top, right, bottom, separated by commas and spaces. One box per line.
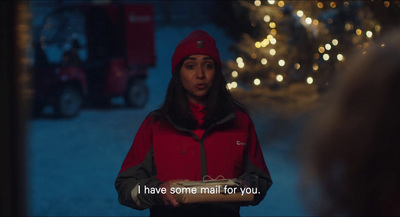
27, 25, 313, 216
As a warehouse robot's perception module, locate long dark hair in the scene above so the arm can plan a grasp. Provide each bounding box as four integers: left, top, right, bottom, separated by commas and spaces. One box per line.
159, 59, 246, 130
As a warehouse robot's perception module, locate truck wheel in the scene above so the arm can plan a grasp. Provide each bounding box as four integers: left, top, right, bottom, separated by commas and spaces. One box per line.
125, 79, 149, 108
54, 85, 83, 118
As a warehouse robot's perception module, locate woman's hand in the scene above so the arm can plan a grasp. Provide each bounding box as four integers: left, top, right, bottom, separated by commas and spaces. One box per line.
158, 179, 186, 208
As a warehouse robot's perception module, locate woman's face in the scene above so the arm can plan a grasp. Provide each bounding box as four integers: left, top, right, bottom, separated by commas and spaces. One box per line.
180, 54, 216, 105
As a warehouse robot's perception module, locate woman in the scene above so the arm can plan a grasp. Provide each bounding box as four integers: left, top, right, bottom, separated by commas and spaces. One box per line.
115, 30, 272, 216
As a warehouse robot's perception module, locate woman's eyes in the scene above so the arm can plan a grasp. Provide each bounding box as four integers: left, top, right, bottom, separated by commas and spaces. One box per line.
185, 64, 194, 69
184, 62, 214, 70
204, 63, 215, 69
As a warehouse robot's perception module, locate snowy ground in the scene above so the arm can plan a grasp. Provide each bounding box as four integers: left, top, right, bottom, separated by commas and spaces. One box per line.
27, 25, 315, 216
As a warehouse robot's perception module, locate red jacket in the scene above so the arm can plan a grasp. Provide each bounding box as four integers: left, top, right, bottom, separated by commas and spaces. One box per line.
115, 107, 272, 215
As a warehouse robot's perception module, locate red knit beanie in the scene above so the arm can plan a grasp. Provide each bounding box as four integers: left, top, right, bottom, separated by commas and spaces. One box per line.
171, 30, 222, 74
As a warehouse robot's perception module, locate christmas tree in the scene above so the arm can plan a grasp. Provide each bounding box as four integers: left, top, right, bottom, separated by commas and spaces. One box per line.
217, 0, 400, 93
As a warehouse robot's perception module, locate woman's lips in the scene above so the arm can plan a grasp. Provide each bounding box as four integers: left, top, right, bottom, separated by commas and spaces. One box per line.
196, 84, 207, 90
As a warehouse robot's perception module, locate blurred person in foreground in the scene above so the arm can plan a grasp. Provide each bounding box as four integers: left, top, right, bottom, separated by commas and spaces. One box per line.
300, 29, 400, 216
115, 30, 272, 216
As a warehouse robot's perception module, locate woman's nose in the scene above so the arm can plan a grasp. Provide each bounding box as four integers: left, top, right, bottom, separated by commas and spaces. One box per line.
195, 68, 205, 79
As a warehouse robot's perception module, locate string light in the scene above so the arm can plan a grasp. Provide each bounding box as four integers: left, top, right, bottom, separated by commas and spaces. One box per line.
261, 58, 268, 65
226, 0, 392, 87
337, 54, 344, 61
305, 17, 313, 25
269, 49, 276, 56
231, 71, 238, 78
232, 81, 238, 88
345, 22, 354, 31
313, 63, 319, 71
269, 22, 276, 28
261, 39, 269, 47
264, 15, 271, 22
296, 10, 304, 17
306, 77, 314, 84
325, 43, 332, 50
237, 57, 245, 68
276, 74, 284, 82
375, 25, 381, 32
366, 31, 373, 38
227, 81, 238, 90
332, 39, 339, 46
323, 54, 330, 61
318, 46, 325, 53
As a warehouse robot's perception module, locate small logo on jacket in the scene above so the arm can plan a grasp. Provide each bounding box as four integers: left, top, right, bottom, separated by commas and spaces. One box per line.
236, 141, 247, 146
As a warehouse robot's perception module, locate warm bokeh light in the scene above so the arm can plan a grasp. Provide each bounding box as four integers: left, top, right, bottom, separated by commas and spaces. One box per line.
269, 22, 276, 28
264, 15, 271, 22
261, 58, 268, 65
306, 77, 314, 84
337, 54, 344, 61
231, 71, 238, 78
276, 74, 284, 82
296, 10, 304, 17
318, 46, 325, 53
366, 31, 373, 38
254, 0, 261, 7
313, 63, 319, 71
323, 53, 330, 61
325, 43, 332, 50
231, 81, 237, 88
254, 78, 261, 85
269, 49, 276, 56
305, 17, 312, 25
332, 39, 339, 46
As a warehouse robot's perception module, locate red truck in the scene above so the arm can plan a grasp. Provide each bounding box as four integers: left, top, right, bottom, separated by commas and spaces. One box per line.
32, 4, 155, 117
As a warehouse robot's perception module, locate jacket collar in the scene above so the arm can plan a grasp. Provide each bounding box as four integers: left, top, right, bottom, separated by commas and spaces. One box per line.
165, 110, 236, 133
